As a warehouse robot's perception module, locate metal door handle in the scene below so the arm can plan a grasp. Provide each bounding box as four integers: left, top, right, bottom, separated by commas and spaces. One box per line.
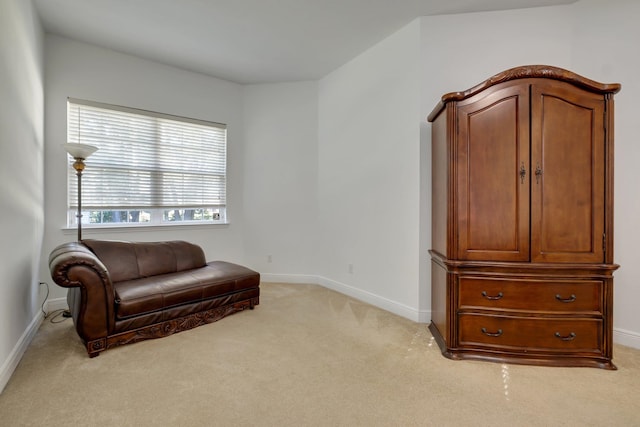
535, 162, 543, 184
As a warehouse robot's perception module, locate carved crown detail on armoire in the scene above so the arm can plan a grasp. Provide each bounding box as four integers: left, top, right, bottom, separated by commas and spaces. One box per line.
427, 65, 621, 369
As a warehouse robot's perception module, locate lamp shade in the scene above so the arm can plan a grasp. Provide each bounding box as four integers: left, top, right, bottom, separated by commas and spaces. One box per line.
63, 143, 98, 159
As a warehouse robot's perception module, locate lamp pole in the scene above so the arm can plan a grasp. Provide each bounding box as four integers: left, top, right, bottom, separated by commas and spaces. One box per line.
72, 157, 85, 241
63, 143, 98, 241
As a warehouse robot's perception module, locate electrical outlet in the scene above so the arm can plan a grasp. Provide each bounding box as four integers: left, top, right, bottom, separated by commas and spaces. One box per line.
348, 263, 354, 274
267, 255, 273, 263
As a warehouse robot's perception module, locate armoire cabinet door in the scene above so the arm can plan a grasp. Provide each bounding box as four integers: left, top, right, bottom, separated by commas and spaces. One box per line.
530, 82, 606, 263
456, 82, 530, 261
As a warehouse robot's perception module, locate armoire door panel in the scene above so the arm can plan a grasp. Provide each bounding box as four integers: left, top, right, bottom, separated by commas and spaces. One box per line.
457, 84, 530, 261
530, 83, 606, 263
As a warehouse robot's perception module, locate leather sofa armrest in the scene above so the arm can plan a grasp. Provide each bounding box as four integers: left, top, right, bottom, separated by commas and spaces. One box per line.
49, 242, 116, 342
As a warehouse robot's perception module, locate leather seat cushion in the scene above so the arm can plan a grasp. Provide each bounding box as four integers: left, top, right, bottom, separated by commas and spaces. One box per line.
113, 261, 260, 319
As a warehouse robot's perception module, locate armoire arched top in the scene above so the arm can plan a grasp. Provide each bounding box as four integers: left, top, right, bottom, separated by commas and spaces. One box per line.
427, 64, 622, 122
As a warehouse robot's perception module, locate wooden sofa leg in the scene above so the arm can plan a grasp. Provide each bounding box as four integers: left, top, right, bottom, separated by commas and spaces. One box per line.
86, 338, 106, 357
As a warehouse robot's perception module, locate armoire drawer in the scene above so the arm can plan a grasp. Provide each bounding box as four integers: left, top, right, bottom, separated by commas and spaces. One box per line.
458, 277, 603, 313
458, 313, 603, 352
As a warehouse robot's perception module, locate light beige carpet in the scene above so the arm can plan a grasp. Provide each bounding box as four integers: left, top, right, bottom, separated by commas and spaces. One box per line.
1, 282, 639, 426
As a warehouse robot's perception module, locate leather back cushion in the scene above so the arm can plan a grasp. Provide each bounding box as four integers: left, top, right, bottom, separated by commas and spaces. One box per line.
82, 240, 207, 282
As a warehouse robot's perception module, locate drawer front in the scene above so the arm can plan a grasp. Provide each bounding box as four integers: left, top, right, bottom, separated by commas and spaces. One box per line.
459, 314, 602, 352
458, 277, 602, 313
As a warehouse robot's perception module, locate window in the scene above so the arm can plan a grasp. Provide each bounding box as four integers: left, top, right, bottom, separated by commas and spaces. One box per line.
67, 98, 227, 228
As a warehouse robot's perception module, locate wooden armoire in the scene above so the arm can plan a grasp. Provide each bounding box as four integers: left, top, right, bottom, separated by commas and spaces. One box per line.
427, 65, 620, 369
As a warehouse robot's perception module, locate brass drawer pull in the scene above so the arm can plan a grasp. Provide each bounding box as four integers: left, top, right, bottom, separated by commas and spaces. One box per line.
555, 294, 577, 303
481, 291, 504, 300
481, 328, 503, 337
554, 332, 577, 341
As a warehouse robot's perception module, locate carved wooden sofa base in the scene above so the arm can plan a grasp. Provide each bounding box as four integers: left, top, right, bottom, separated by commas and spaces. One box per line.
85, 298, 259, 357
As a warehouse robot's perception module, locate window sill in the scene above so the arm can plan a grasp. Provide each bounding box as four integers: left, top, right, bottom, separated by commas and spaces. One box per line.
62, 222, 230, 235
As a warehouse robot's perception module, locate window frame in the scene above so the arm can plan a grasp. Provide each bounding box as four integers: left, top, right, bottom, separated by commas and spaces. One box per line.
66, 98, 229, 230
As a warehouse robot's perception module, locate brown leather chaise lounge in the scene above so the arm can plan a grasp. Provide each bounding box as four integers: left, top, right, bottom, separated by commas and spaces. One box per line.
49, 239, 260, 357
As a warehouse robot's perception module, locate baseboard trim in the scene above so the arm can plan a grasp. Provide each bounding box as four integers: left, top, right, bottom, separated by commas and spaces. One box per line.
44, 297, 68, 313
317, 276, 426, 323
0, 312, 43, 394
263, 274, 429, 323
260, 273, 319, 285
613, 327, 640, 349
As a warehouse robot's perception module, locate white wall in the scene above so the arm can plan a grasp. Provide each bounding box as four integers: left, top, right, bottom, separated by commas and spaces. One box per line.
420, 5, 574, 119
0, 0, 44, 392
419, 0, 640, 347
242, 82, 318, 280
41, 35, 247, 303
317, 19, 425, 320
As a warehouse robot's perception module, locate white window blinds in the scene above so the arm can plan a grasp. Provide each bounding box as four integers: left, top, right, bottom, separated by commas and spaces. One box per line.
67, 98, 227, 210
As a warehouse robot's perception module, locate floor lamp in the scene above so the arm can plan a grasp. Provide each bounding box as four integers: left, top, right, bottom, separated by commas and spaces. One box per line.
63, 143, 98, 241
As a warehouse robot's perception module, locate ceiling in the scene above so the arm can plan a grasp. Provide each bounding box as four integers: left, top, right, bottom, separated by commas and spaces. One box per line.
34, 0, 577, 84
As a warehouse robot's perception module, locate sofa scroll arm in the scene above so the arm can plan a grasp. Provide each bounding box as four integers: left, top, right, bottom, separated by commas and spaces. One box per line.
48, 242, 116, 349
